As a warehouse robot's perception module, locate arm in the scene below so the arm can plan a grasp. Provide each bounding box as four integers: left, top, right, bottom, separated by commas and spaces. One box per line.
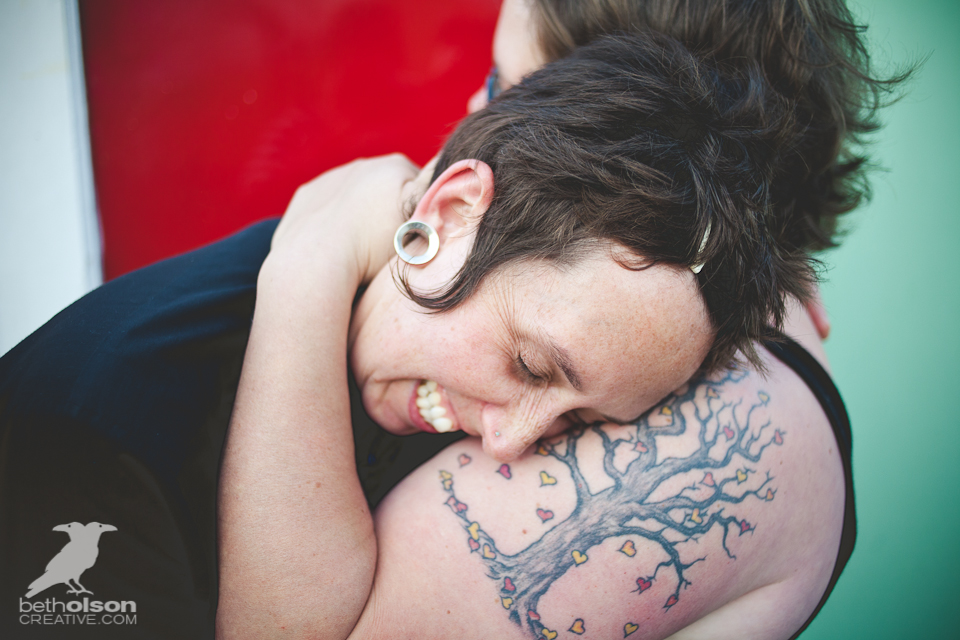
348, 358, 845, 640
216, 155, 422, 639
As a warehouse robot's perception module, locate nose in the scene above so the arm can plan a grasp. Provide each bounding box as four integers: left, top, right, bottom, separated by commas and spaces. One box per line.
480, 399, 568, 462
467, 86, 488, 114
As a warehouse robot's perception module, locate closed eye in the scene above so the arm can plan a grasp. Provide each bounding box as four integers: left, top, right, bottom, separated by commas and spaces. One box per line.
516, 353, 547, 384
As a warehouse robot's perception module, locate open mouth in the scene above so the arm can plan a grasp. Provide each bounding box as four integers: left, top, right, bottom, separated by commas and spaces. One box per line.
408, 380, 458, 433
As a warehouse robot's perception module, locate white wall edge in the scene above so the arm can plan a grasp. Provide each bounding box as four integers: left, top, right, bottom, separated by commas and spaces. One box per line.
63, 0, 103, 291
0, 0, 103, 355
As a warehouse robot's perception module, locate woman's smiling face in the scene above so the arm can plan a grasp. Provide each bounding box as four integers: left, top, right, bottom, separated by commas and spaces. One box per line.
349, 243, 712, 463
347, 160, 713, 462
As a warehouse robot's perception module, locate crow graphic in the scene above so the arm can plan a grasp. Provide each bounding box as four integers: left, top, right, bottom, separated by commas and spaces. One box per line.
25, 522, 117, 598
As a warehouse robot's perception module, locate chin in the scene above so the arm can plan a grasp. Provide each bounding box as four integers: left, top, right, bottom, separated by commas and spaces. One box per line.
361, 393, 414, 436
374, 415, 417, 436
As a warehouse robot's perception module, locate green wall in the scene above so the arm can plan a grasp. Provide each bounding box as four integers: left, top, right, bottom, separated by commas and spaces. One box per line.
809, 0, 960, 637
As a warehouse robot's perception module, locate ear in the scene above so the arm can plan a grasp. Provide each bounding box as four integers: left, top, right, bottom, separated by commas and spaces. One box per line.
408, 159, 494, 243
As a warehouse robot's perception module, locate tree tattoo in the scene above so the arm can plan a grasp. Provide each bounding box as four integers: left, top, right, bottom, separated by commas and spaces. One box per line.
438, 368, 784, 639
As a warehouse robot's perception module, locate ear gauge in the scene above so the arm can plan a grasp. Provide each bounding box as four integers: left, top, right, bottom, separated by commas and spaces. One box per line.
394, 220, 440, 265
690, 220, 711, 274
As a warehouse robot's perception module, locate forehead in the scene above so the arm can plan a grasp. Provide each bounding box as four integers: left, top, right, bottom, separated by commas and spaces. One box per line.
492, 0, 547, 86
491, 254, 713, 414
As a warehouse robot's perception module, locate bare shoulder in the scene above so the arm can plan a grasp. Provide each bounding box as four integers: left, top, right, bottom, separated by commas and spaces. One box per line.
351, 355, 845, 640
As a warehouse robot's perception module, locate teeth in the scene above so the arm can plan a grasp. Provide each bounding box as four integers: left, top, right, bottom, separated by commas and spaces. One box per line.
416, 380, 456, 433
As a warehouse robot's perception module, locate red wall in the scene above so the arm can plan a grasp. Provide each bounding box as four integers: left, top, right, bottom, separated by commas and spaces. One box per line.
80, 0, 501, 279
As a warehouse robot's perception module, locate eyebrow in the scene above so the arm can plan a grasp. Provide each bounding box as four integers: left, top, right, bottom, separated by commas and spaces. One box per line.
548, 340, 583, 392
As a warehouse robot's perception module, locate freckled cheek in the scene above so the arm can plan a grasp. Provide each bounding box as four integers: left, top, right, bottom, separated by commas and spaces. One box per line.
446, 357, 513, 416
434, 322, 505, 390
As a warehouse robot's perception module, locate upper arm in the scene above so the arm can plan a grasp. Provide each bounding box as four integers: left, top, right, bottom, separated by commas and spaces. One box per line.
351, 365, 845, 640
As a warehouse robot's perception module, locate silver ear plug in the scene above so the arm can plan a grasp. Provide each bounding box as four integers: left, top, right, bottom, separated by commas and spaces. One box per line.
394, 220, 440, 265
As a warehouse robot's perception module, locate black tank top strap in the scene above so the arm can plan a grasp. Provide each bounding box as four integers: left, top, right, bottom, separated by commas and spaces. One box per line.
760, 328, 856, 639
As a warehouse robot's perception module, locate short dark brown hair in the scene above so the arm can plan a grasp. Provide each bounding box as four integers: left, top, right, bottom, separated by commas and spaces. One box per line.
407, 32, 815, 372
530, 0, 911, 253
